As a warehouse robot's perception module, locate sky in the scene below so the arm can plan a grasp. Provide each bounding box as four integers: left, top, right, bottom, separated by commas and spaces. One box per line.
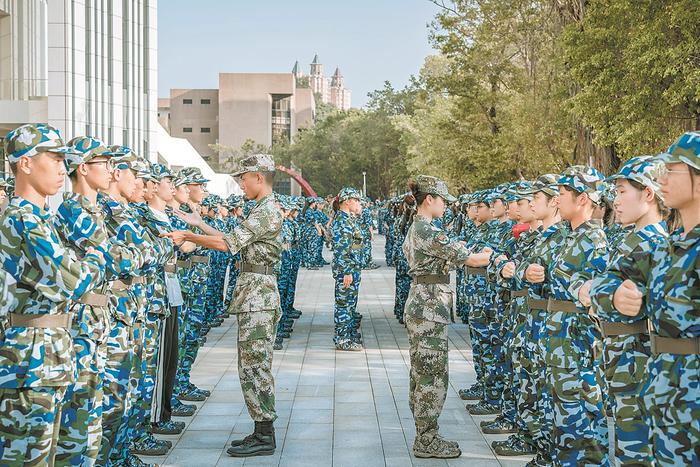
157, 0, 440, 108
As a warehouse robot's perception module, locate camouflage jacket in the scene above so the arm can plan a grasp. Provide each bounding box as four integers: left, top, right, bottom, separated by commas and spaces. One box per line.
514, 221, 570, 300
99, 194, 159, 325
132, 203, 176, 316
403, 214, 470, 323
486, 219, 516, 284
646, 225, 700, 339
544, 219, 608, 369
359, 207, 373, 234
0, 197, 105, 388
168, 207, 194, 295
180, 203, 210, 286
331, 210, 363, 277
0, 269, 17, 316
223, 194, 282, 313
55, 192, 141, 342
591, 222, 667, 324
497, 227, 542, 291
605, 223, 633, 253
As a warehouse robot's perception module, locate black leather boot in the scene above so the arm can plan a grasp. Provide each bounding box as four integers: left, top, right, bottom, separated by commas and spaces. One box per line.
227, 421, 275, 457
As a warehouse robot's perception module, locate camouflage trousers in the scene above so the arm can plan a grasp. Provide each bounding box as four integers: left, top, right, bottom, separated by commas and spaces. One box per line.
455, 268, 466, 322
96, 321, 134, 465
602, 335, 652, 466
466, 310, 486, 388
361, 235, 373, 267
312, 234, 325, 266
547, 365, 609, 466
480, 290, 506, 407
224, 263, 239, 311
236, 309, 280, 422
128, 313, 163, 442
55, 336, 106, 466
406, 315, 448, 438
333, 271, 361, 341
111, 321, 144, 462
640, 353, 700, 466
393, 260, 411, 320
0, 385, 67, 466
175, 290, 205, 393
500, 296, 528, 430
174, 303, 189, 394
284, 255, 301, 312
384, 230, 394, 267
205, 252, 227, 321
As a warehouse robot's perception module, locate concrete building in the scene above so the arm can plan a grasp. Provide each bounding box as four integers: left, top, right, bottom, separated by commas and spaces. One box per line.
0, 0, 158, 175
163, 72, 316, 174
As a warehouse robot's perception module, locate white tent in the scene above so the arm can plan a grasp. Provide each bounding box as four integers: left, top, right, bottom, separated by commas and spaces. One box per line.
155, 124, 242, 197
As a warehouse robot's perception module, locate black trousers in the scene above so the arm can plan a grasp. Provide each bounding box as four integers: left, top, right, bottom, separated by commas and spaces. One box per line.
153, 306, 179, 423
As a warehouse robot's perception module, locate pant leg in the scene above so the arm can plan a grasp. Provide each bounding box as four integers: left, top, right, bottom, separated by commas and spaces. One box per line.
157, 307, 179, 423
0, 386, 66, 465
548, 365, 610, 466
97, 321, 133, 465
405, 315, 448, 439
56, 336, 104, 466
237, 310, 280, 422
333, 274, 357, 342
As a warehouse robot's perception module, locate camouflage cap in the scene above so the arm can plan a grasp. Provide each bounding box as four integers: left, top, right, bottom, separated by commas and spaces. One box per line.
514, 181, 535, 201
608, 155, 663, 194
64, 136, 115, 174
133, 159, 156, 181
107, 145, 140, 170
338, 187, 362, 203
521, 173, 560, 197
596, 181, 616, 206
415, 175, 456, 203
232, 154, 276, 177
557, 165, 606, 203
0, 176, 8, 189
3, 124, 79, 163
172, 171, 191, 187
180, 167, 210, 184
151, 163, 174, 181
657, 131, 700, 170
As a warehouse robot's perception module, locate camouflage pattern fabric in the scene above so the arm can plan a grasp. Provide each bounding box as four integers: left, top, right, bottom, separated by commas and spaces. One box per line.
223, 194, 282, 421
331, 210, 364, 341
403, 213, 469, 439
591, 222, 667, 466
639, 224, 700, 465
544, 219, 610, 466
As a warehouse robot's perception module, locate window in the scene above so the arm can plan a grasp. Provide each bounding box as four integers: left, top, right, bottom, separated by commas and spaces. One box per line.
201, 128, 211, 133
271, 94, 292, 145
183, 128, 192, 133
201, 99, 211, 105
183, 99, 193, 104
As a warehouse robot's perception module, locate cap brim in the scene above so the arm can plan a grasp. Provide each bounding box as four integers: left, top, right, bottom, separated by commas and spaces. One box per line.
45, 146, 81, 156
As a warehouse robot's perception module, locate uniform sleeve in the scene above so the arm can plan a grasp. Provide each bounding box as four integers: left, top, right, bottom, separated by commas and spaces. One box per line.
567, 233, 608, 305
427, 224, 470, 264
224, 206, 277, 255
24, 220, 105, 302
332, 218, 355, 276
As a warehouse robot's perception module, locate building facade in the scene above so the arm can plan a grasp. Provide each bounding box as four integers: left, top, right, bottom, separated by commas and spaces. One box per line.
0, 0, 158, 176
302, 54, 351, 111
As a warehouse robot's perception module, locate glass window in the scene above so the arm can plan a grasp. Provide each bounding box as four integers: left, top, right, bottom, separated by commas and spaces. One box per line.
201, 128, 211, 133
183, 99, 193, 104
183, 127, 192, 133
201, 99, 211, 105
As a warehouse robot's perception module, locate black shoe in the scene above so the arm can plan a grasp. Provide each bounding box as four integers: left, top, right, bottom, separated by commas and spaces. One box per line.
398, 317, 404, 324
227, 421, 276, 457
171, 401, 196, 417
273, 338, 283, 350
277, 331, 290, 339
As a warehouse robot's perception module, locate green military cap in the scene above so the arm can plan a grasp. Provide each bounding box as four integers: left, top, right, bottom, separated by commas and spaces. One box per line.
414, 175, 456, 203
557, 165, 606, 203
514, 181, 535, 201
172, 171, 191, 187
657, 131, 700, 170
232, 154, 276, 177
64, 136, 116, 174
180, 167, 210, 184
338, 187, 362, 203
3, 123, 78, 163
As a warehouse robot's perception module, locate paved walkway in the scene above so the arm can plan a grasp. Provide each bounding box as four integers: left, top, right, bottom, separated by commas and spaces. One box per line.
145, 238, 531, 466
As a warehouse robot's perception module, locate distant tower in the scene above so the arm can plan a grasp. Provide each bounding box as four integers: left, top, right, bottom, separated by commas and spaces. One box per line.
309, 54, 329, 103
292, 60, 303, 79
329, 67, 351, 110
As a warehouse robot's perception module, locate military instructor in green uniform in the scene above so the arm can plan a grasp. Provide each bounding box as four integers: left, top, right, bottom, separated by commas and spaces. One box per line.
164, 154, 282, 458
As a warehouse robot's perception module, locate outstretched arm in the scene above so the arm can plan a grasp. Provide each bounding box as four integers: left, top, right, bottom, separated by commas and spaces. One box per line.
162, 230, 228, 252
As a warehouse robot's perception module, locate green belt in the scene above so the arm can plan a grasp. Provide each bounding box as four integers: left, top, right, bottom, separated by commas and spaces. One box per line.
600, 320, 648, 337
511, 289, 528, 298
466, 267, 487, 276
414, 274, 450, 285
650, 332, 700, 355
240, 263, 275, 275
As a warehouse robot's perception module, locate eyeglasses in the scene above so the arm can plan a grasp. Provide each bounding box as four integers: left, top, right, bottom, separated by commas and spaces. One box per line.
655, 165, 690, 178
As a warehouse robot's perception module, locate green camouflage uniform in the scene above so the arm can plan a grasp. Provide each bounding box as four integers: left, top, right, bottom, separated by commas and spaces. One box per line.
402, 176, 468, 457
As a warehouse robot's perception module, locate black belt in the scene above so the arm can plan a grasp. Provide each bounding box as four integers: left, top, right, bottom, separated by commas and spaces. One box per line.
414, 274, 450, 285
240, 263, 275, 275
600, 320, 648, 337
650, 332, 700, 355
